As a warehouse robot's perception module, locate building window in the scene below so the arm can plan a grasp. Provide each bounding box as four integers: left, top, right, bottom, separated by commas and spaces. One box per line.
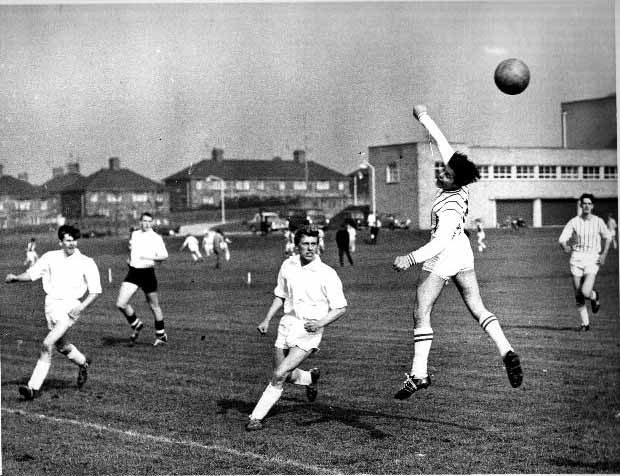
386, 162, 400, 183
560, 166, 579, 179
132, 193, 148, 203
538, 165, 557, 179
89, 193, 99, 203
493, 165, 512, 179
478, 165, 490, 180
201, 196, 214, 205
293, 181, 307, 191
106, 193, 122, 203
208, 180, 223, 191
195, 181, 203, 190
278, 182, 286, 191
604, 166, 617, 179
316, 181, 330, 191
338, 182, 346, 191
516, 165, 535, 179
40, 202, 48, 211
155, 194, 164, 204
235, 181, 250, 191
256, 181, 265, 190
582, 166, 600, 180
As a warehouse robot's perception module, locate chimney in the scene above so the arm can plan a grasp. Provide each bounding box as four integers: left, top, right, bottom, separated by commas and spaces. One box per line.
293, 149, 306, 164
52, 167, 64, 178
66, 162, 80, 174
109, 157, 120, 170
18, 172, 28, 182
0, 164, 3, 177
211, 148, 224, 162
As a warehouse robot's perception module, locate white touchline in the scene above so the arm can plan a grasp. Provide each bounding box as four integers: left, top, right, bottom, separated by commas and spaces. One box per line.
3, 407, 341, 474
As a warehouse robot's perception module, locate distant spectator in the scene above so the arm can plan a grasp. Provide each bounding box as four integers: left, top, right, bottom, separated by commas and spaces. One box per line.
606, 213, 617, 250
203, 230, 215, 257
347, 221, 357, 253
213, 229, 231, 269
336, 223, 354, 267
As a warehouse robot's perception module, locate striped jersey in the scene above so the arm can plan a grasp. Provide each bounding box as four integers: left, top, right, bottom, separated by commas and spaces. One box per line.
430, 185, 469, 238
558, 214, 611, 254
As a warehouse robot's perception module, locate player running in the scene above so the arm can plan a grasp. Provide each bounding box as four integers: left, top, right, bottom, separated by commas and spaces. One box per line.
392, 105, 523, 399
558, 193, 611, 331
6, 225, 101, 400
116, 212, 169, 346
246, 226, 347, 431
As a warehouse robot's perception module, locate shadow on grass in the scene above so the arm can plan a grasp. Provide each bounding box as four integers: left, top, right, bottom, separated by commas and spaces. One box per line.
216, 397, 485, 439
100, 335, 151, 347
503, 324, 578, 332
549, 457, 620, 472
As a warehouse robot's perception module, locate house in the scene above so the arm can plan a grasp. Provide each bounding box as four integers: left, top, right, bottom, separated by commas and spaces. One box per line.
59, 157, 169, 231
0, 165, 54, 229
40, 162, 85, 220
163, 148, 350, 213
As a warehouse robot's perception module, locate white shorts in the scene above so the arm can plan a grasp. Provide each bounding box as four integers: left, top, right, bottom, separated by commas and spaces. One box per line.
422, 233, 474, 280
569, 252, 600, 277
274, 314, 323, 352
44, 297, 81, 330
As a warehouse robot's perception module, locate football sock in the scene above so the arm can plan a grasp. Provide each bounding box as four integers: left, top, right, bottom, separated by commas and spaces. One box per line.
250, 383, 283, 420
479, 314, 512, 357
125, 312, 140, 328
65, 345, 87, 366
289, 368, 312, 386
578, 306, 589, 326
28, 358, 52, 391
155, 319, 166, 338
410, 327, 433, 378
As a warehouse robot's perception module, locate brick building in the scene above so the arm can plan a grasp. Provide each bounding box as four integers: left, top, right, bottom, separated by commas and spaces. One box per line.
164, 148, 350, 213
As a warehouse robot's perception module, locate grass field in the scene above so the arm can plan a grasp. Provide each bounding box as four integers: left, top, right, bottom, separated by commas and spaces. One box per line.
1, 227, 619, 475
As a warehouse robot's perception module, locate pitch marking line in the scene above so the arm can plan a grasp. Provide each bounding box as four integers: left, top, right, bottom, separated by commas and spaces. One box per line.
3, 407, 342, 474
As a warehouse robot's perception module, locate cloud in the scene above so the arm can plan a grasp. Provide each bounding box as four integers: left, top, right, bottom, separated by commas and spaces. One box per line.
484, 46, 508, 56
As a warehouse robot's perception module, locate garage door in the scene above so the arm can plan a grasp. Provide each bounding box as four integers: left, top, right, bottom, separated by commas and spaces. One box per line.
541, 199, 578, 226
542, 198, 618, 225
496, 200, 533, 228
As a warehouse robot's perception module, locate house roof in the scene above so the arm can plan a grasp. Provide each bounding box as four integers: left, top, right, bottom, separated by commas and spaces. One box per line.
163, 159, 347, 183
62, 168, 164, 193
0, 175, 42, 199
40, 172, 84, 195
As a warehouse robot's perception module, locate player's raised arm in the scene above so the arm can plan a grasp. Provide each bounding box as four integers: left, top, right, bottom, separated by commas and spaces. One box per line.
413, 105, 455, 165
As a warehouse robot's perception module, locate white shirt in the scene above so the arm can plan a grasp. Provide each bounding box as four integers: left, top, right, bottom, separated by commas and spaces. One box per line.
411, 186, 469, 264
182, 236, 200, 251
129, 229, 168, 268
27, 249, 102, 300
274, 255, 347, 321
559, 214, 611, 255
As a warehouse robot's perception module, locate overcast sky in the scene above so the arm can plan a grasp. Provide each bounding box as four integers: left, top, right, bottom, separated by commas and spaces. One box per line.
0, 0, 615, 185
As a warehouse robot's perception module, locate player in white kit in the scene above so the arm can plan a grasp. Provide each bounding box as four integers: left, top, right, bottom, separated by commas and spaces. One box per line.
6, 225, 101, 400
246, 226, 347, 431
392, 105, 522, 399
558, 193, 611, 331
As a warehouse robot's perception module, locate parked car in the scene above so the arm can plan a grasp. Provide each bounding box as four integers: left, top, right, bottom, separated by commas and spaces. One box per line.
285, 208, 329, 230
247, 212, 289, 234
379, 213, 411, 230
152, 218, 181, 236
326, 205, 370, 230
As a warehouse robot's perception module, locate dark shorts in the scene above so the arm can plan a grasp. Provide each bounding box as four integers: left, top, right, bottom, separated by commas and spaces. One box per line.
123, 266, 158, 294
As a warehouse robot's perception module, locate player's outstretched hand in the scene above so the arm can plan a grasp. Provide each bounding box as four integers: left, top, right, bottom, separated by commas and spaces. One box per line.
413, 104, 428, 121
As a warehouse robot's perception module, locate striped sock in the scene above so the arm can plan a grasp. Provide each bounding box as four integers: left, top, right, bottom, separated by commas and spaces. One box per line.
410, 327, 433, 378
479, 313, 512, 357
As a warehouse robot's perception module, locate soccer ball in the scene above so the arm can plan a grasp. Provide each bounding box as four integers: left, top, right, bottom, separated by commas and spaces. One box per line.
494, 58, 530, 95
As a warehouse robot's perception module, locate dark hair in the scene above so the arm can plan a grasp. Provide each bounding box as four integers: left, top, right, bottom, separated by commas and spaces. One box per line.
58, 224, 80, 240
294, 226, 319, 246
447, 152, 480, 187
140, 212, 153, 220
579, 193, 594, 203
